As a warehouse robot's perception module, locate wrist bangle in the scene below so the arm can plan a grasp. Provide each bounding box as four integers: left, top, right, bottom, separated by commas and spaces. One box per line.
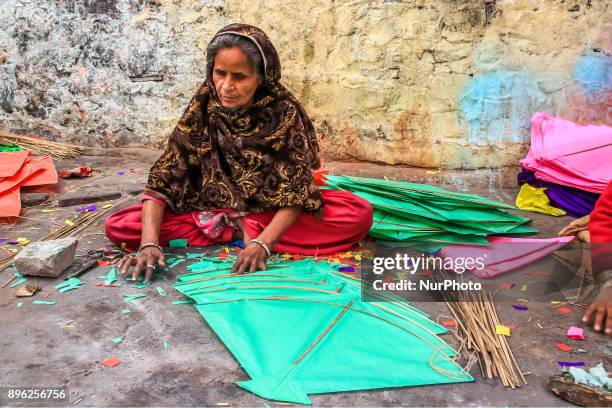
249, 238, 271, 258
138, 243, 163, 256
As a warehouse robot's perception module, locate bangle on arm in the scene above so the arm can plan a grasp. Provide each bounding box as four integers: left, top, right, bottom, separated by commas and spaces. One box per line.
249, 238, 271, 258
138, 243, 163, 256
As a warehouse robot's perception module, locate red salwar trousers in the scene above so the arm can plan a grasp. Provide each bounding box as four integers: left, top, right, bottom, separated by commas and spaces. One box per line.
104, 189, 373, 255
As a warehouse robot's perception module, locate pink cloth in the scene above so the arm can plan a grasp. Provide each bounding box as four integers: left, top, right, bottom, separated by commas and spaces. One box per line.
105, 189, 373, 255
520, 112, 612, 193
440, 236, 575, 279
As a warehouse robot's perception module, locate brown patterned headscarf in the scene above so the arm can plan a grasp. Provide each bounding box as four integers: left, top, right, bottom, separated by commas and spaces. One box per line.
144, 23, 323, 215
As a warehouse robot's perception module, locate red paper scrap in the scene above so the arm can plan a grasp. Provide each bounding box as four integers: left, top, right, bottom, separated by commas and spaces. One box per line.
101, 357, 121, 368
527, 271, 551, 277
441, 320, 457, 327
501, 281, 515, 290
558, 307, 573, 314
556, 343, 572, 352
97, 260, 111, 267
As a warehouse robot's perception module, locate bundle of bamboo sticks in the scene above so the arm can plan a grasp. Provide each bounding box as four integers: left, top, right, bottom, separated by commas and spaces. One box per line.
442, 284, 527, 388
0, 198, 127, 272
0, 130, 82, 159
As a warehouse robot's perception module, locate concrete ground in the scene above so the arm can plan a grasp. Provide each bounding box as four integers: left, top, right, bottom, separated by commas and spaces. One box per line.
0, 149, 609, 407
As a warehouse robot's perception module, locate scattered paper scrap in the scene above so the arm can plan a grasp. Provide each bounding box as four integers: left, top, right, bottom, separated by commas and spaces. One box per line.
567, 326, 585, 340
121, 308, 131, 314
101, 357, 121, 368
527, 271, 550, 277
495, 324, 511, 336
55, 277, 85, 293
156, 287, 168, 297
32, 300, 56, 305
558, 361, 585, 367
172, 299, 195, 305
163, 341, 169, 350
16, 301, 23, 308
169, 238, 188, 248
558, 307, 572, 314
521, 284, 528, 292
441, 319, 457, 327
556, 343, 573, 352
10, 278, 27, 288
512, 305, 528, 311
124, 293, 146, 304
102, 204, 113, 209
65, 219, 75, 227
500, 281, 515, 290
111, 337, 123, 344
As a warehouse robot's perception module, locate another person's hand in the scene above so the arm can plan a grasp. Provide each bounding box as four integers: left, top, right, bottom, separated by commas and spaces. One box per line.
582, 286, 612, 335
559, 215, 590, 242
232, 241, 268, 274
118, 245, 166, 282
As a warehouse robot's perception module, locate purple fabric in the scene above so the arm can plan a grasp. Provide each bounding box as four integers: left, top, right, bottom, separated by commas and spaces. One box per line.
518, 168, 600, 218
558, 361, 586, 367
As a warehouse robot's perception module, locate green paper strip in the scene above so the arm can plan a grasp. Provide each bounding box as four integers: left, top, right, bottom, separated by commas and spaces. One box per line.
16, 301, 23, 308
112, 337, 123, 344
172, 299, 195, 305
10, 278, 27, 288
163, 341, 169, 350
134, 281, 151, 289
156, 286, 168, 297
121, 308, 131, 314
104, 267, 117, 285
33, 300, 56, 305
169, 238, 188, 248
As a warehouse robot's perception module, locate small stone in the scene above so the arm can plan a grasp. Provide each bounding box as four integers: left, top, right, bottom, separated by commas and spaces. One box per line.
567, 4, 580, 11
58, 187, 121, 207
14, 238, 79, 277
21, 192, 50, 207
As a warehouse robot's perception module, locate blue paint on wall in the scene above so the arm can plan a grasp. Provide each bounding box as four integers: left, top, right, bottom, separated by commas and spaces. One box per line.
459, 71, 546, 144
574, 52, 612, 93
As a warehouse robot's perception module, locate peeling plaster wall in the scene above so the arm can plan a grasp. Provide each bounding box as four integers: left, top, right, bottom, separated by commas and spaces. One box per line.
0, 0, 610, 168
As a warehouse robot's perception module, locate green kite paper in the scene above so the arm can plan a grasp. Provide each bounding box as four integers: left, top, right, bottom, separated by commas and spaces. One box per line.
173, 258, 472, 404
323, 175, 536, 246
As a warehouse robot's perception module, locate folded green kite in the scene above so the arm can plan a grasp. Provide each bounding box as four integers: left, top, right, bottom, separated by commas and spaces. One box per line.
324, 175, 536, 247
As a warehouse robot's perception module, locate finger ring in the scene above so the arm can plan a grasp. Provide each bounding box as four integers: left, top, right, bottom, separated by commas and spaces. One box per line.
146, 265, 155, 269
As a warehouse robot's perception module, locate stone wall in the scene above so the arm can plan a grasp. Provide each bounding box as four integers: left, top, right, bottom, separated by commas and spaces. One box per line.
0, 0, 610, 168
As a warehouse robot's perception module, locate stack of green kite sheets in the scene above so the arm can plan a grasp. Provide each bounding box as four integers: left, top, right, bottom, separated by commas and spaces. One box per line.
324, 175, 536, 246
173, 258, 472, 404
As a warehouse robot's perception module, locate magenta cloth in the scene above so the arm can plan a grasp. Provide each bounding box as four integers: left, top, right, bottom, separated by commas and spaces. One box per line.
440, 236, 575, 279
517, 168, 600, 218
105, 189, 373, 255
520, 112, 612, 193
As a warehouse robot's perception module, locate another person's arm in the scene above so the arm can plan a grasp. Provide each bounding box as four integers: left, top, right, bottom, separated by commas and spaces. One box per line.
118, 199, 167, 281
232, 207, 302, 274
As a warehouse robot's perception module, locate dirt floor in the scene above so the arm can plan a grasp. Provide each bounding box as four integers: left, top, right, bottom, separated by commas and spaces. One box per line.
0, 149, 609, 407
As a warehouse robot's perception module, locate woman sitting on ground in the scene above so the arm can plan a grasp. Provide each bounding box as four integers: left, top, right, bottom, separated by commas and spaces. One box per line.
105, 24, 373, 280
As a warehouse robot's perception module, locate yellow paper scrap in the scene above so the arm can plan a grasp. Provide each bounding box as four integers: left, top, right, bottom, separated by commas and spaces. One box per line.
426, 170, 441, 175
17, 238, 30, 245
518, 298, 529, 303
41, 209, 54, 213
495, 324, 511, 336
65, 219, 75, 226
102, 204, 113, 209
521, 284, 528, 292
550, 300, 561, 305
355, 254, 362, 261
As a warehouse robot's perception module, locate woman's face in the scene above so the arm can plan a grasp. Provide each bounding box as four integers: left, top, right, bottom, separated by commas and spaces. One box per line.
212, 47, 261, 110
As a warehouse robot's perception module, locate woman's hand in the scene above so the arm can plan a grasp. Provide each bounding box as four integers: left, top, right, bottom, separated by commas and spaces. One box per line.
582, 286, 612, 336
232, 241, 268, 274
119, 246, 167, 282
